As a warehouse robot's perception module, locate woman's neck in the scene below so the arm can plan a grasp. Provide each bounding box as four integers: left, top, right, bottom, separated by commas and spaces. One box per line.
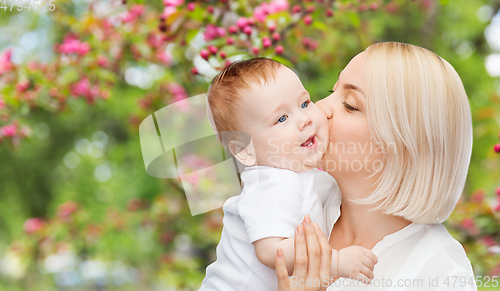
329, 174, 412, 250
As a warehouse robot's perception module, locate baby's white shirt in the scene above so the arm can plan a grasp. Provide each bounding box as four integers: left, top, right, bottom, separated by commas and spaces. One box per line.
198, 165, 335, 291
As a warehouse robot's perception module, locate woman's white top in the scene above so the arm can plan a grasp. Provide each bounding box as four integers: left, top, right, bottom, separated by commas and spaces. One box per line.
198, 166, 330, 291
313, 170, 478, 291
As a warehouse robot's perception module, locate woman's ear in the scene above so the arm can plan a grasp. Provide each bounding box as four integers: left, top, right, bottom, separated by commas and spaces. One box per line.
228, 139, 257, 166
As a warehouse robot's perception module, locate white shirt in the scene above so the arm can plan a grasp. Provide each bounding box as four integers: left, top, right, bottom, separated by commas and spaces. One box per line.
199, 166, 331, 291
312, 171, 478, 291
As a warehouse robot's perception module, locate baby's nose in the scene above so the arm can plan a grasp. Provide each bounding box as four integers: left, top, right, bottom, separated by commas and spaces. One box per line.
301, 119, 312, 130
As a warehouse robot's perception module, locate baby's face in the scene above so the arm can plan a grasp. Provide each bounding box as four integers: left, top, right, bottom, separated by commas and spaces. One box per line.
237, 65, 329, 172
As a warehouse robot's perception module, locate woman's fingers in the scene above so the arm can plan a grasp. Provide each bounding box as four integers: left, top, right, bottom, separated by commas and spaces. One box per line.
294, 224, 308, 280
276, 249, 290, 291
303, 216, 321, 277
313, 223, 332, 280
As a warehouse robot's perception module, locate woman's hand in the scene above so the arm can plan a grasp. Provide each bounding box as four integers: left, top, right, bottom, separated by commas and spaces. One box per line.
275, 215, 332, 291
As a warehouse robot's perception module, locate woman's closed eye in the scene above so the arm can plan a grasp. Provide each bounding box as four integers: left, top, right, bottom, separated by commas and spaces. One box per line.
342, 101, 359, 112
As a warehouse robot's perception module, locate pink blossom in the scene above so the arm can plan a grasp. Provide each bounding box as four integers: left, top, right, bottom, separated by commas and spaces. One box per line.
16, 80, 30, 92
71, 78, 91, 97
102, 19, 113, 30
186, 172, 200, 184
58, 201, 78, 219
203, 25, 227, 41
97, 55, 109, 67
253, 4, 270, 22
89, 86, 100, 99
204, 24, 219, 41
208, 45, 218, 54
482, 235, 496, 247
216, 27, 227, 37
200, 49, 210, 60
24, 218, 45, 234
0, 48, 14, 75
187, 2, 195, 10
129, 4, 144, 16
270, 0, 289, 11
78, 42, 90, 55
162, 6, 177, 19
174, 100, 190, 112
183, 154, 212, 169
304, 15, 313, 25
268, 22, 276, 31
470, 190, 485, 203
19, 125, 32, 138
228, 26, 238, 34
58, 36, 91, 56
147, 33, 164, 48
262, 37, 272, 48
0, 48, 12, 63
243, 26, 252, 35
120, 11, 137, 23
275, 45, 284, 55
236, 17, 248, 29
163, 0, 184, 7
0, 97, 4, 110
167, 83, 187, 101
156, 51, 172, 65
1, 124, 17, 137
27, 61, 39, 71
461, 217, 475, 228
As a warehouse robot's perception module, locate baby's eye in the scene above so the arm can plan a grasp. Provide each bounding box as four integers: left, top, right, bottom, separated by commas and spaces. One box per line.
301, 101, 309, 109
276, 115, 288, 124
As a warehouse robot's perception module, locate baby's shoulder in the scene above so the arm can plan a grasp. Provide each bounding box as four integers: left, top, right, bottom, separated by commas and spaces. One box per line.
249, 167, 303, 187
240, 167, 304, 200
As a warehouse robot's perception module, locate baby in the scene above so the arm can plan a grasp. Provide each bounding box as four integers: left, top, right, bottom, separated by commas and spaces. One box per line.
200, 58, 377, 291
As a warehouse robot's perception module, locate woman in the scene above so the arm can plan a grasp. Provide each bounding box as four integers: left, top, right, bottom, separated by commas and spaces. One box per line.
275, 42, 476, 290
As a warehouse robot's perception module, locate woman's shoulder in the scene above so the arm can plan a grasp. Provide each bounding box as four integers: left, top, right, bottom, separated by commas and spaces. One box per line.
417, 224, 468, 256
400, 224, 474, 275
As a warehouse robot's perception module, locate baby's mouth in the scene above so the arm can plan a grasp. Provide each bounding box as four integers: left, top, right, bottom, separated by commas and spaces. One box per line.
300, 134, 316, 147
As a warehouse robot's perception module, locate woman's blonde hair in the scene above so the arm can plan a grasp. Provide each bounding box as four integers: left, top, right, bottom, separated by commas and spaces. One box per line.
358, 42, 473, 224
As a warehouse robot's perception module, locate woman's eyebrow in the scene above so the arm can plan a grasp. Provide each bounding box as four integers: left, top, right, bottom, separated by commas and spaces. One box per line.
337, 70, 365, 97
344, 84, 365, 97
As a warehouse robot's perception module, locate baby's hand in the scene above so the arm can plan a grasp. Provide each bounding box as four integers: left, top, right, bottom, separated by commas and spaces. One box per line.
338, 246, 378, 283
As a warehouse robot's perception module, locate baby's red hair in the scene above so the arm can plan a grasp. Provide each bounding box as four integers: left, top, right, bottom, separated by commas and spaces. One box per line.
207, 57, 282, 146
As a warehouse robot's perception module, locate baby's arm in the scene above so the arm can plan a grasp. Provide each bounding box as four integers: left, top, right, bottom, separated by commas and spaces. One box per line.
253, 237, 295, 275
253, 238, 378, 282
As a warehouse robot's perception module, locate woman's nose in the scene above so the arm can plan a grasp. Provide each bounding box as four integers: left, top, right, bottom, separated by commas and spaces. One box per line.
316, 98, 334, 119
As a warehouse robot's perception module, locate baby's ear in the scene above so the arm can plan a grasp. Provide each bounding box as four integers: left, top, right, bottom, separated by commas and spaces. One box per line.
227, 139, 256, 167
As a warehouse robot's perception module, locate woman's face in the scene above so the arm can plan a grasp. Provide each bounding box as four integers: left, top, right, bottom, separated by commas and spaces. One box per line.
316, 52, 383, 179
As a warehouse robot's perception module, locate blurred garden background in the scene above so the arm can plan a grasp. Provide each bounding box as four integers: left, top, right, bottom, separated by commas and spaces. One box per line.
1, 0, 500, 290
